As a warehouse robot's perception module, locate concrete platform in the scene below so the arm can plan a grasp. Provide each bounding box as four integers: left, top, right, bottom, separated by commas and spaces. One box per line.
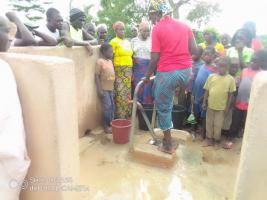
130, 129, 192, 168
79, 135, 96, 154
79, 129, 242, 200
130, 143, 178, 168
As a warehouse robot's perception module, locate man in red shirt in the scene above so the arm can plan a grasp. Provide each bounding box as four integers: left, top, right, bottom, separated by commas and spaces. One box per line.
144, 0, 197, 154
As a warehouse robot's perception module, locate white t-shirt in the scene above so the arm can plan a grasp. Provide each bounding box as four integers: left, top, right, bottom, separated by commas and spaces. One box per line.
131, 36, 151, 60
37, 24, 59, 40
0, 59, 30, 199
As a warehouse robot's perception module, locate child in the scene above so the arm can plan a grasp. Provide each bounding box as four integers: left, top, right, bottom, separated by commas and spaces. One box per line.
185, 46, 203, 119
192, 47, 218, 137
95, 44, 115, 133
202, 57, 236, 146
257, 49, 267, 70
224, 50, 266, 149
191, 46, 204, 90
222, 58, 240, 132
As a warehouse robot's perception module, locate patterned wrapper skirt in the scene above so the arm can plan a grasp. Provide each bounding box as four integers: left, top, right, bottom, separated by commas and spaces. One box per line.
153, 68, 191, 131
132, 58, 153, 104
114, 66, 132, 119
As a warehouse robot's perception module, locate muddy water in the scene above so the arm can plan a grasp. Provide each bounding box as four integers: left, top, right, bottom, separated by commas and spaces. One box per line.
79, 133, 241, 200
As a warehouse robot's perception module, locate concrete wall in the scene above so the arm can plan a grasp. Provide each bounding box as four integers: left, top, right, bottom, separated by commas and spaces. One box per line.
234, 71, 267, 200
9, 47, 102, 138
0, 53, 80, 200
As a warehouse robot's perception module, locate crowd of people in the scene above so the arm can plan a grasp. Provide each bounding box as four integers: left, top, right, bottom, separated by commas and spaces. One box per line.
1, 0, 267, 156
94, 0, 267, 153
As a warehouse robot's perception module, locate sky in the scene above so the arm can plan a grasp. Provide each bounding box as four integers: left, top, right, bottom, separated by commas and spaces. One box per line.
0, 0, 266, 36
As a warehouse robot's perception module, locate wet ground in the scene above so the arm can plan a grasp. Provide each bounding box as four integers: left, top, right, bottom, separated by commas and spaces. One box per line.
79, 130, 242, 200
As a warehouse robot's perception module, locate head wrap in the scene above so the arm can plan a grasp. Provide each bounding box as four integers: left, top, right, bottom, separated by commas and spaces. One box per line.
112, 21, 124, 30
69, 8, 85, 22
148, 0, 172, 15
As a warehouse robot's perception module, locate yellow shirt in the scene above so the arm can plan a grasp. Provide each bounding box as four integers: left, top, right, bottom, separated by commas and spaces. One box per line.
110, 37, 133, 67
199, 42, 225, 55
70, 25, 83, 42
204, 74, 236, 110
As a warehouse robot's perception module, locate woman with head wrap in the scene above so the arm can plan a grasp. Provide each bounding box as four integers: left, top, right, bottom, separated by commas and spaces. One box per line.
131, 21, 153, 103
110, 21, 133, 119
144, 0, 197, 154
97, 24, 109, 45
226, 28, 254, 73
199, 28, 224, 55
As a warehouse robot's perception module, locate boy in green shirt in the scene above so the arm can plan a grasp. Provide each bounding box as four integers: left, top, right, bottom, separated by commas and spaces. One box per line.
202, 57, 236, 146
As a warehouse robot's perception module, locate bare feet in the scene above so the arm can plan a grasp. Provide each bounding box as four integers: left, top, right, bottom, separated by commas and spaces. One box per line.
158, 139, 175, 154
202, 138, 214, 147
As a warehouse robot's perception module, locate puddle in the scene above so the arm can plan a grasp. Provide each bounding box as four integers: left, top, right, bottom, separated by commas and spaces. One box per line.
80, 133, 241, 200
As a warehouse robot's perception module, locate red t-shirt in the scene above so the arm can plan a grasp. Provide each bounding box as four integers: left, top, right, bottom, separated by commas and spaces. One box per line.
235, 68, 261, 110
151, 16, 193, 72
251, 38, 263, 51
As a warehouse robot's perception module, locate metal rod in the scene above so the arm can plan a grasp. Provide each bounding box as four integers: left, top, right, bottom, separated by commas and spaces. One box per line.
137, 102, 158, 141
129, 76, 155, 149
151, 104, 156, 129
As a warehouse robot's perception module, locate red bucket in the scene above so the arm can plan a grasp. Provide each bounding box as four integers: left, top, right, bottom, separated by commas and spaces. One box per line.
111, 119, 131, 144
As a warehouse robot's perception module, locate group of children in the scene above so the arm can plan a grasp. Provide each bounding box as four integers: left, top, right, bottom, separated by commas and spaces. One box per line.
190, 46, 267, 149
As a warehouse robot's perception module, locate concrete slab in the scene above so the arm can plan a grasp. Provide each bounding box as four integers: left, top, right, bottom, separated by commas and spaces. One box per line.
130, 130, 191, 168
130, 143, 177, 168
79, 135, 96, 154
90, 126, 104, 135
154, 128, 192, 143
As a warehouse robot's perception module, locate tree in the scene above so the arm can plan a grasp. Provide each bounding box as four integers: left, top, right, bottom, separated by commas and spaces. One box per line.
168, 0, 220, 28
84, 4, 95, 24
9, 0, 52, 21
187, 1, 221, 28
97, 0, 147, 38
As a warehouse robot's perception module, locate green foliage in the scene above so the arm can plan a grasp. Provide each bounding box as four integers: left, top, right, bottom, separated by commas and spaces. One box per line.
187, 1, 221, 28
203, 27, 220, 42
168, 0, 220, 28
97, 0, 147, 38
84, 4, 95, 24
193, 29, 204, 44
9, 0, 52, 21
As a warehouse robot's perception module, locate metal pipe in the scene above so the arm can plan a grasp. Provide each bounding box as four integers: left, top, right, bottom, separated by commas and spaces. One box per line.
129, 76, 155, 149
137, 102, 158, 141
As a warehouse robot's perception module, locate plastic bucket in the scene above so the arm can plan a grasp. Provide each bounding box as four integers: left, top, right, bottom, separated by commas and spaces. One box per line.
138, 104, 153, 131
138, 104, 186, 130
111, 119, 131, 144
172, 105, 186, 129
